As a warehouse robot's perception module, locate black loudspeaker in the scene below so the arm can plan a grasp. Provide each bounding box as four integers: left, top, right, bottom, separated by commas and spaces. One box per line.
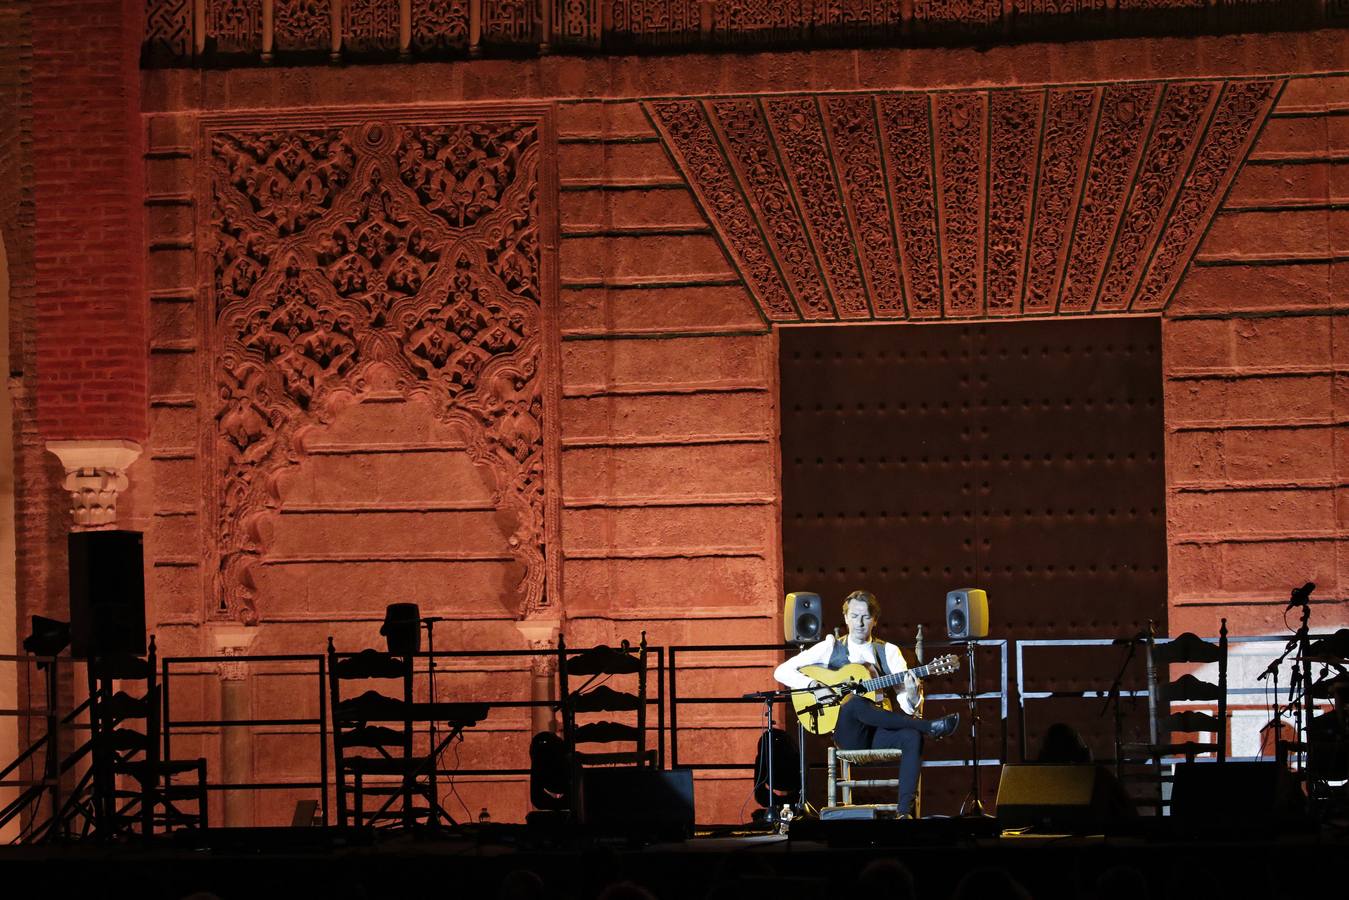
946, 588, 989, 640
379, 602, 421, 657
995, 765, 1135, 832
529, 731, 570, 811
1171, 762, 1305, 825
68, 530, 146, 658
753, 726, 801, 807
784, 592, 823, 644
579, 767, 695, 838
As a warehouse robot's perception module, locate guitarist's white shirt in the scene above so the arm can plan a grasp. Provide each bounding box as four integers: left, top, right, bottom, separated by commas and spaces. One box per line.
774, 635, 920, 715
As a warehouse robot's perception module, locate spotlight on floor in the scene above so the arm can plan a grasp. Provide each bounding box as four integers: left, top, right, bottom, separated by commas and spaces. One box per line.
380, 603, 421, 657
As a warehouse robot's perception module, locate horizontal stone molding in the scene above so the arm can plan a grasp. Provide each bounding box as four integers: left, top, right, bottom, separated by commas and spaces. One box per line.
561, 493, 775, 508
561, 546, 767, 560
562, 379, 770, 398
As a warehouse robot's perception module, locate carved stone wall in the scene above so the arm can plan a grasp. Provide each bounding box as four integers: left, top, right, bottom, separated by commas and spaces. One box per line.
124, 38, 1347, 823
204, 111, 556, 625
146, 0, 1339, 61
648, 81, 1281, 322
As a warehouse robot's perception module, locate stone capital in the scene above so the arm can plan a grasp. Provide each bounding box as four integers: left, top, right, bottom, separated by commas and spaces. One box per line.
211, 623, 259, 682
515, 618, 560, 676
46, 439, 143, 530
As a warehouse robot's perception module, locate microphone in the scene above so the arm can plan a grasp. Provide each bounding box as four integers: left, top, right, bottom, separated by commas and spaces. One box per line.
1112, 630, 1149, 646
1286, 582, 1315, 611
1257, 659, 1280, 682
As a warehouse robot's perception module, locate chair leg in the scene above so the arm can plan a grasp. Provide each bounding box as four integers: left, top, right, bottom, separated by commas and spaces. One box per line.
841, 758, 852, 806
827, 747, 837, 807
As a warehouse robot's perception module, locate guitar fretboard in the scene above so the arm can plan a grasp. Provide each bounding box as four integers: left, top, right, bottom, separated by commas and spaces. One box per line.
859, 658, 952, 693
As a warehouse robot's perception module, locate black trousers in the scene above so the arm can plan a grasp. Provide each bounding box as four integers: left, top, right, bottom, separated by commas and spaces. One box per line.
834, 699, 931, 810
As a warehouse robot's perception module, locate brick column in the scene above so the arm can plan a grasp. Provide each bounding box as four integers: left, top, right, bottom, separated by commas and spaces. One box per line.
31, 0, 147, 448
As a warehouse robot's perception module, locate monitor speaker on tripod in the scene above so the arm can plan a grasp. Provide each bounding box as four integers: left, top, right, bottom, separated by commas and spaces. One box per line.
784, 592, 822, 644
68, 530, 146, 658
946, 588, 989, 641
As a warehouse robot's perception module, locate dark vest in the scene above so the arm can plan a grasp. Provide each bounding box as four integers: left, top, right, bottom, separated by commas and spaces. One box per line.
827, 637, 892, 677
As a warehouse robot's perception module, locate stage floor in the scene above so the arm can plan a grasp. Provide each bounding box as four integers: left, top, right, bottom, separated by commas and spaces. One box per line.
0, 818, 1340, 900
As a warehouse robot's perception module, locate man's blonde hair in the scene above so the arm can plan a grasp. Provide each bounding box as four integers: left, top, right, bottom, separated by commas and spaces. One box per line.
841, 590, 881, 624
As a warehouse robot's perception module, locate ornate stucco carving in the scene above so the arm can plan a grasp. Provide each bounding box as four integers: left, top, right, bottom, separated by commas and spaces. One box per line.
647, 81, 1281, 322
205, 113, 552, 624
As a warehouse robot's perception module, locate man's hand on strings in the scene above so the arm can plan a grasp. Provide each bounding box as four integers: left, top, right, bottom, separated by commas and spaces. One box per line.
900, 671, 921, 707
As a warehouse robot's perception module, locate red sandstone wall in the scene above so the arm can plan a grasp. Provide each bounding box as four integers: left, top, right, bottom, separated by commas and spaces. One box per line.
555, 99, 782, 815
1166, 75, 1349, 636
6, 31, 1332, 824
1164, 75, 1349, 754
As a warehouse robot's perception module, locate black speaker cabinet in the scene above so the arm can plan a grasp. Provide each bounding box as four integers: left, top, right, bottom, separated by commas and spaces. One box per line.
1171, 762, 1305, 825
784, 592, 823, 644
995, 764, 1134, 832
579, 767, 695, 838
68, 530, 146, 658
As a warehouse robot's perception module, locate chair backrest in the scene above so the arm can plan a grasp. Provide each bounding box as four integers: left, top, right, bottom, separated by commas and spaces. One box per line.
1146, 619, 1228, 762
326, 639, 416, 826
557, 632, 649, 763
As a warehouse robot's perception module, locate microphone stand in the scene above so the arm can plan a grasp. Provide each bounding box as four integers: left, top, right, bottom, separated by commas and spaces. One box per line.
744, 689, 784, 826
743, 684, 847, 823
1101, 637, 1140, 779
958, 640, 990, 817
422, 615, 446, 827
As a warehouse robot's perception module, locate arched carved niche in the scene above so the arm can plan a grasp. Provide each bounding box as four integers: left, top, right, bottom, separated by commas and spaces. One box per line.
204, 109, 558, 625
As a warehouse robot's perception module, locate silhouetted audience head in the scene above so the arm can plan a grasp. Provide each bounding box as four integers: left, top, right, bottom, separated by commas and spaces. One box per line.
497, 869, 546, 900
1095, 865, 1148, 900
856, 857, 916, 900
951, 866, 1032, 900
597, 882, 657, 900
1036, 722, 1092, 764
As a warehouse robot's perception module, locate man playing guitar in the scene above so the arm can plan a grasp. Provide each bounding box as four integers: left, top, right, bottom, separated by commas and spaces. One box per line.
774, 590, 960, 819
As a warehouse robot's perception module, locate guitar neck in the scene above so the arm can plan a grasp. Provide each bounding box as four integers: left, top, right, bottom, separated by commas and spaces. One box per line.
862, 662, 937, 693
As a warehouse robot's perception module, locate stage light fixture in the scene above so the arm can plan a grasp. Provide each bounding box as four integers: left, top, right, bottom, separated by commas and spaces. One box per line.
380, 602, 421, 657
23, 616, 71, 663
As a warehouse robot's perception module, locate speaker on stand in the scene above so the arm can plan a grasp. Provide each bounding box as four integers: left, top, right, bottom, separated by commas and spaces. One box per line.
779, 592, 823, 820
784, 592, 822, 644
947, 588, 989, 816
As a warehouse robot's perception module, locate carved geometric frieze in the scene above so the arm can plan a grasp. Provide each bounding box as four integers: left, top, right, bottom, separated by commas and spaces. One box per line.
646, 79, 1281, 322
274, 0, 334, 53
144, 0, 194, 59
343, 0, 401, 54
482, 0, 540, 44
608, 0, 701, 43
153, 0, 1313, 59
550, 0, 601, 47
410, 0, 472, 52
205, 109, 553, 625
207, 0, 263, 54
915, 0, 1005, 26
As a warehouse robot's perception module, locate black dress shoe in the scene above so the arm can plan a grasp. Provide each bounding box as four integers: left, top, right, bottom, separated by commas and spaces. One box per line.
929, 712, 960, 739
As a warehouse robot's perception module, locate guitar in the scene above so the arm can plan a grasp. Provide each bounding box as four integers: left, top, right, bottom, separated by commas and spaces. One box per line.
790, 654, 960, 735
